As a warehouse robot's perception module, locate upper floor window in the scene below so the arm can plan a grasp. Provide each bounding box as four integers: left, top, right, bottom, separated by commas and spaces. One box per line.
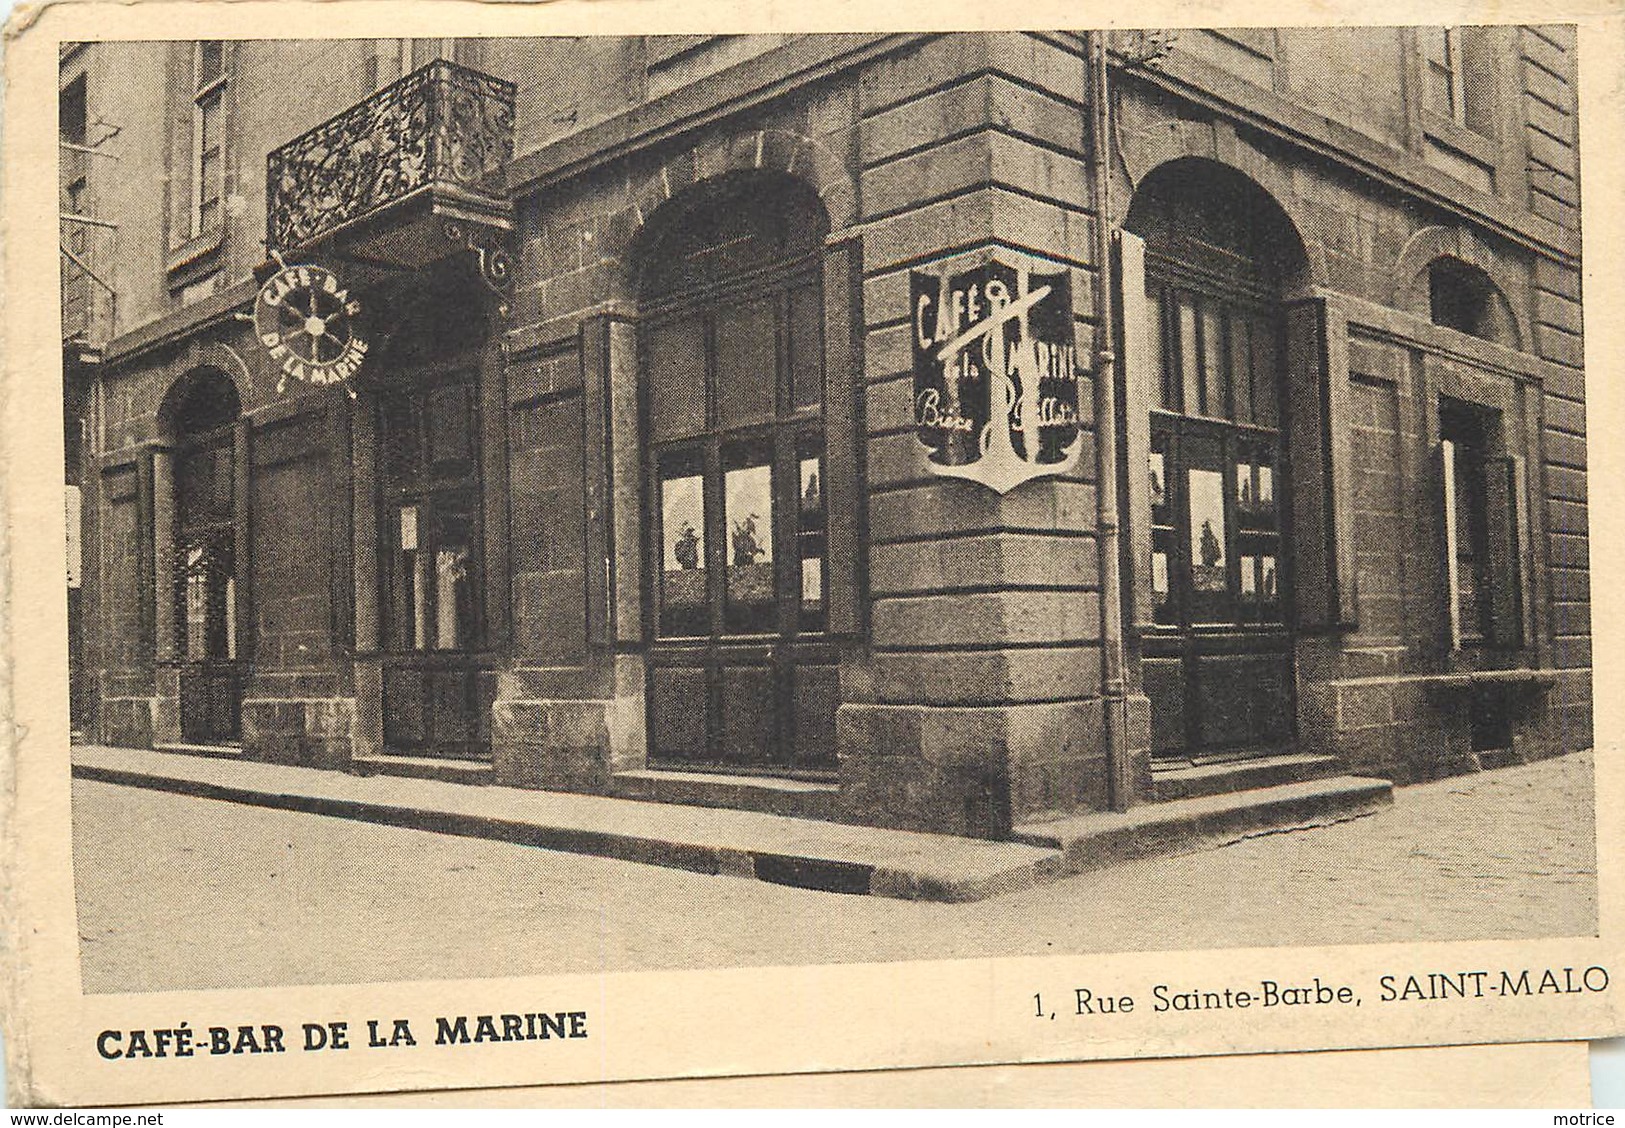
1420, 26, 1496, 136
1439, 398, 1524, 653
60, 75, 88, 245
191, 41, 226, 237
1427, 257, 1520, 347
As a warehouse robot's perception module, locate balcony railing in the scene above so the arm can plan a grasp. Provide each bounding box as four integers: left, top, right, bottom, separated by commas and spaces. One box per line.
265, 59, 515, 252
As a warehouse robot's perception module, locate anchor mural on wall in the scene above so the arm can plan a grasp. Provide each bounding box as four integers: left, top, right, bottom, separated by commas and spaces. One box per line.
911, 258, 1084, 493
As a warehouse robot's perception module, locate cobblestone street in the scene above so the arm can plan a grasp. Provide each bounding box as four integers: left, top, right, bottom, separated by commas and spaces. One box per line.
73, 752, 1597, 993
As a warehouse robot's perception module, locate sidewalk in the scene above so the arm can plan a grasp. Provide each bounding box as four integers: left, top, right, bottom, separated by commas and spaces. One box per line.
72, 744, 1389, 902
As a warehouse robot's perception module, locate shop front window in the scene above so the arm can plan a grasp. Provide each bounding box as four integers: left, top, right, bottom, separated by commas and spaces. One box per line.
640, 174, 836, 771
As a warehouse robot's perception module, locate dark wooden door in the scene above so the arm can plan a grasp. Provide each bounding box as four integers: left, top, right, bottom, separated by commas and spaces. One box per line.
379, 369, 492, 761
638, 180, 838, 775
176, 428, 241, 743
1140, 284, 1295, 764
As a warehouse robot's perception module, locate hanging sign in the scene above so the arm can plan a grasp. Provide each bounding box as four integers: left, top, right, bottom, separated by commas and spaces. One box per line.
911, 259, 1084, 493
254, 261, 368, 392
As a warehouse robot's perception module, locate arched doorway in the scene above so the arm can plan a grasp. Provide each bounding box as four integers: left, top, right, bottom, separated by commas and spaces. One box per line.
165, 370, 243, 744
1124, 160, 1310, 764
636, 172, 838, 774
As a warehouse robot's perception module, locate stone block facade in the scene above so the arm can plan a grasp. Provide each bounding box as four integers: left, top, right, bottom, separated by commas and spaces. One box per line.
65, 29, 1589, 839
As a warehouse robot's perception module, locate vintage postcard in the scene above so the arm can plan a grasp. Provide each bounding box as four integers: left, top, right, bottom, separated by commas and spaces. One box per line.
4, 0, 1623, 1108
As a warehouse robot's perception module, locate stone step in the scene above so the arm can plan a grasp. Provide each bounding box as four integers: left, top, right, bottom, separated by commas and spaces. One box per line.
1012, 774, 1394, 877
71, 745, 1057, 903
610, 768, 840, 820
1151, 752, 1344, 802
152, 741, 247, 761
349, 753, 495, 785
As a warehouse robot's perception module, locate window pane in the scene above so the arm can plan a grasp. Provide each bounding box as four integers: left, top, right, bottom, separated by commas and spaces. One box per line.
1188, 461, 1232, 625
1250, 315, 1278, 427
1236, 458, 1256, 507
658, 456, 707, 637
411, 553, 428, 650
724, 453, 774, 632
1419, 26, 1449, 66
199, 94, 218, 153
646, 319, 706, 442
433, 506, 476, 650
1189, 468, 1227, 590
1145, 285, 1168, 410
789, 281, 823, 410
185, 547, 208, 660
1149, 450, 1167, 511
1201, 303, 1226, 418
715, 298, 777, 429
200, 153, 221, 202
1428, 62, 1456, 120
1152, 527, 1176, 625
798, 450, 826, 625
197, 41, 223, 88
426, 383, 472, 467
1178, 295, 1200, 415
224, 574, 236, 660
1229, 315, 1254, 424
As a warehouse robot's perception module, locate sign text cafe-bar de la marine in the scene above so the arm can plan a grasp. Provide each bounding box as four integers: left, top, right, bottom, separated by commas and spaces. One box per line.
60, 30, 1589, 853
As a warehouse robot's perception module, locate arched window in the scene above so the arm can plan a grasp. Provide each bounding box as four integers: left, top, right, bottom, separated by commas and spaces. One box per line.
638, 173, 837, 772
1427, 257, 1520, 346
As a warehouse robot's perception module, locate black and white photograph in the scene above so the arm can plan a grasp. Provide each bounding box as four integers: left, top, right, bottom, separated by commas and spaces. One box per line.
6, 0, 1624, 1107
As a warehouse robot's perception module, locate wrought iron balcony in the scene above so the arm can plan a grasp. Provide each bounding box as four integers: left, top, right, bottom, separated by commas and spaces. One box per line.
265, 60, 515, 254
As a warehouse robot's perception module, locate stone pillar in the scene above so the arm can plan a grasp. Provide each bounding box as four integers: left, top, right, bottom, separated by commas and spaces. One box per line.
836, 34, 1115, 838
350, 395, 382, 760
150, 447, 178, 661
149, 446, 182, 744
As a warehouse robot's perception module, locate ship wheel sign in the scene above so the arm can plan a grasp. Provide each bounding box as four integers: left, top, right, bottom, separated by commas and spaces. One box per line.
911, 258, 1083, 493
254, 254, 368, 393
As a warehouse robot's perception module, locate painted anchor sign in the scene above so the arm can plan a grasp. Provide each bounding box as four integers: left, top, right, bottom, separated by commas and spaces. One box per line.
911, 259, 1084, 493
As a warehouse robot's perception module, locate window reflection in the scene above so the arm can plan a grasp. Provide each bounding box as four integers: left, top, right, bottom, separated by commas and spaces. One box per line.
660, 472, 706, 608
798, 454, 826, 617
725, 459, 774, 630
1189, 468, 1227, 593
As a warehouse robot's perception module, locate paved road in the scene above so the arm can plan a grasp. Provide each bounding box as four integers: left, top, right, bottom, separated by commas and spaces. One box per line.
72, 752, 1597, 993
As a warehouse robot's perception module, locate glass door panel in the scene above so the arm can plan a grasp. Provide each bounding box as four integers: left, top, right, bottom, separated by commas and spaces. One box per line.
723, 446, 775, 634
657, 451, 709, 637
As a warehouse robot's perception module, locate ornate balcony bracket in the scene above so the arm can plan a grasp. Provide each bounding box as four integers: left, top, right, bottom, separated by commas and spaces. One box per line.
444, 219, 515, 312
266, 59, 515, 262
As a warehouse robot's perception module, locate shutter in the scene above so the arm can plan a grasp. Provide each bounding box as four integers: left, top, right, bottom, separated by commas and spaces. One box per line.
1117, 229, 1157, 632
168, 43, 195, 248
823, 235, 865, 637
1484, 454, 1525, 650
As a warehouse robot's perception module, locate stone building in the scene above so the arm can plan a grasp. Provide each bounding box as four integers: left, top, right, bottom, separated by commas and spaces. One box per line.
61, 30, 1590, 840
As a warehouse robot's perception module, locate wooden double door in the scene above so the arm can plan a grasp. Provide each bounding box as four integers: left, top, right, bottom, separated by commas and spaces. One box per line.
377, 368, 492, 761
1143, 414, 1294, 762
1136, 272, 1297, 764
176, 423, 242, 744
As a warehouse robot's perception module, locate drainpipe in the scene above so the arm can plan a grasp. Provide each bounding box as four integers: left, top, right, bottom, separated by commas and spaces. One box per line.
1086, 30, 1133, 812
